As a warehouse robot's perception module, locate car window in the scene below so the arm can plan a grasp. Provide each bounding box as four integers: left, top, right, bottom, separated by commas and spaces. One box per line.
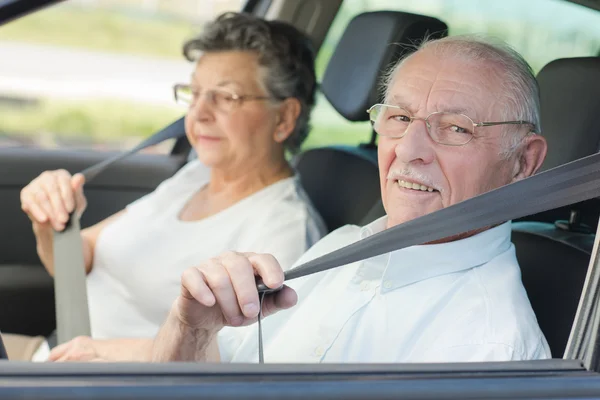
0, 0, 245, 153
303, 0, 600, 151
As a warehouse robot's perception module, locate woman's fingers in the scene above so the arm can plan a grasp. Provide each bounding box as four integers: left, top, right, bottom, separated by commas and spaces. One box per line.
21, 195, 48, 224
48, 341, 70, 361
41, 176, 69, 225
20, 170, 82, 231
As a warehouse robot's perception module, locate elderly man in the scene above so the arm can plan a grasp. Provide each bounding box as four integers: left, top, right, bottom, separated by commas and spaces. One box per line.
151, 35, 550, 363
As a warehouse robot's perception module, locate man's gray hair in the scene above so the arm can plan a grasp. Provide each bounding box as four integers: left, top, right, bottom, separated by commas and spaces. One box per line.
382, 35, 541, 158
183, 12, 317, 154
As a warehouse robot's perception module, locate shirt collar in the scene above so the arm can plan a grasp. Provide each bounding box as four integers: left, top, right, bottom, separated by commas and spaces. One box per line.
358, 216, 513, 293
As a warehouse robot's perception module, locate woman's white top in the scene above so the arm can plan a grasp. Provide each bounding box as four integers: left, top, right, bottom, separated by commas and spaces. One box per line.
86, 160, 326, 339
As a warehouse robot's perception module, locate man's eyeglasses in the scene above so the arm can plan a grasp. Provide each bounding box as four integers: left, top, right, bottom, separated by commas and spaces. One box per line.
367, 104, 537, 146
173, 84, 271, 113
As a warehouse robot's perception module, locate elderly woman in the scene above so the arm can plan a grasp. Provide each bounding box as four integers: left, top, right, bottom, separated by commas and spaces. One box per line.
14, 12, 326, 362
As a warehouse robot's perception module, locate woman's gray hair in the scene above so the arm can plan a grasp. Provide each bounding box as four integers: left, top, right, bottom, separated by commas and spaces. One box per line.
183, 12, 317, 154
382, 34, 541, 159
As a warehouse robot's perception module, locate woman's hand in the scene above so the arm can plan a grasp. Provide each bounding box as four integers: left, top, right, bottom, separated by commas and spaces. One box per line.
48, 336, 106, 362
20, 169, 86, 232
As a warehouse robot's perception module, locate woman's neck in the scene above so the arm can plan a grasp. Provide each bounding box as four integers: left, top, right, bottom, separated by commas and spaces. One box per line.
207, 157, 293, 199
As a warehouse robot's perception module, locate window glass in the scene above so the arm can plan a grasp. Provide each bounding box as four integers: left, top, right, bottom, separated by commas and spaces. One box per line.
0, 0, 245, 152
303, 0, 600, 150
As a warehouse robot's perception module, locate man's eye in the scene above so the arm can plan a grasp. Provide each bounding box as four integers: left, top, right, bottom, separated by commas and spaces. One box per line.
391, 114, 411, 122
450, 125, 471, 134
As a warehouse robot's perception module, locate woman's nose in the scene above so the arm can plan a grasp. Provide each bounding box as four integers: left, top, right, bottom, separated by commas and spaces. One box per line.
189, 94, 215, 121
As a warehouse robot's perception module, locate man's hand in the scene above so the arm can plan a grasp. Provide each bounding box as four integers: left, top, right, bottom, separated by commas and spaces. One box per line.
48, 336, 106, 362
175, 251, 298, 331
152, 251, 298, 362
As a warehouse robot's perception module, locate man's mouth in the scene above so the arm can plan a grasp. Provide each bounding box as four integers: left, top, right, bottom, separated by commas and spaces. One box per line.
396, 179, 437, 192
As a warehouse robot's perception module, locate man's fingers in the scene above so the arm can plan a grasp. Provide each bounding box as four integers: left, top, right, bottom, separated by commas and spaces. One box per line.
245, 253, 284, 289
222, 252, 260, 319
261, 286, 297, 318
203, 261, 244, 326
181, 267, 216, 307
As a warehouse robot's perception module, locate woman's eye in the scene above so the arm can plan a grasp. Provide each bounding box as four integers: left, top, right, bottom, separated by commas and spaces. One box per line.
216, 92, 235, 103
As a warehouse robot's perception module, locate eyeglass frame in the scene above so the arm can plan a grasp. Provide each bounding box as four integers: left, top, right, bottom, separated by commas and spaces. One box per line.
366, 103, 537, 146
173, 83, 273, 111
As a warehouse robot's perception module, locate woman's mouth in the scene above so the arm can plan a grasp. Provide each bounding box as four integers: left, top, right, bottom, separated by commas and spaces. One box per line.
196, 135, 222, 142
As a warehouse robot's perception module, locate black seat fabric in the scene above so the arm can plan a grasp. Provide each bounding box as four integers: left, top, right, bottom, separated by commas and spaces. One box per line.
512, 57, 600, 357
517, 57, 600, 230
538, 57, 600, 172
294, 146, 379, 232
512, 222, 592, 358
321, 11, 448, 122
297, 11, 448, 232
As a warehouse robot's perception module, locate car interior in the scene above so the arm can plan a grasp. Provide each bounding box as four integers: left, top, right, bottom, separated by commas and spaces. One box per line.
1, 0, 600, 367
295, 8, 600, 359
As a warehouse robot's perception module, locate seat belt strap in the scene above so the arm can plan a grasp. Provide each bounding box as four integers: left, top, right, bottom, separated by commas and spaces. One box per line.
53, 118, 186, 345
256, 151, 600, 362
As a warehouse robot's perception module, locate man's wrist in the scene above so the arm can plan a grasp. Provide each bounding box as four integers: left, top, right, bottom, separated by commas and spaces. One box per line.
152, 311, 220, 362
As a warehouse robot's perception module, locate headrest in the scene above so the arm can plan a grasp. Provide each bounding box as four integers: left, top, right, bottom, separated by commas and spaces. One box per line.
321, 11, 447, 122
538, 57, 600, 170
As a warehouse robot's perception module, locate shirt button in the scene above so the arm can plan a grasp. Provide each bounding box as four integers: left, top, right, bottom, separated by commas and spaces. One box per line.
383, 280, 393, 289
360, 281, 369, 291
315, 346, 325, 357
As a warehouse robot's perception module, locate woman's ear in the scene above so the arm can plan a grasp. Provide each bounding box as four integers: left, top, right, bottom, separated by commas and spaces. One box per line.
511, 133, 548, 183
273, 98, 301, 143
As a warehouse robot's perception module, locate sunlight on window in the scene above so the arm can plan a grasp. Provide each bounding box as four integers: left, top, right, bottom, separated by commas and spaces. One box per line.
305, 0, 600, 151
0, 0, 244, 152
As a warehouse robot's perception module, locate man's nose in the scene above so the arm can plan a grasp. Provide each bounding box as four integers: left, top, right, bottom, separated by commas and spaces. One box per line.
393, 119, 436, 165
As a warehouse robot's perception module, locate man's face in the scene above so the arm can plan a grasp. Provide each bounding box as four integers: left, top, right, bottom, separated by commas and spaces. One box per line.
378, 49, 538, 230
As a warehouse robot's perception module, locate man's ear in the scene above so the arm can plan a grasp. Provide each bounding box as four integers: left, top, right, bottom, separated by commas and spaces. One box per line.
273, 98, 301, 143
511, 134, 548, 182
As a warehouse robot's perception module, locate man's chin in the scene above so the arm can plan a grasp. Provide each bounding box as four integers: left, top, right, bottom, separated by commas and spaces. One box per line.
385, 210, 433, 229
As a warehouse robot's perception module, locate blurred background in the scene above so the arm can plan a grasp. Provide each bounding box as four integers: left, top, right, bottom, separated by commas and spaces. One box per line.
0, 0, 599, 153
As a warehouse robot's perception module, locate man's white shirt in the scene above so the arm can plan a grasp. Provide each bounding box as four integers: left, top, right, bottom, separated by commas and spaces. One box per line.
218, 217, 551, 363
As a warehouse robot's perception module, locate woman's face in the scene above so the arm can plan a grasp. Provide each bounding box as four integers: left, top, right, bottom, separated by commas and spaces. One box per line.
184, 51, 288, 172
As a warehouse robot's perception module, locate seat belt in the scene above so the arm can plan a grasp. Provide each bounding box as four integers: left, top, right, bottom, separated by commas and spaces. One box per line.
255, 151, 600, 362
565, 217, 600, 364
51, 117, 600, 355
53, 118, 186, 345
